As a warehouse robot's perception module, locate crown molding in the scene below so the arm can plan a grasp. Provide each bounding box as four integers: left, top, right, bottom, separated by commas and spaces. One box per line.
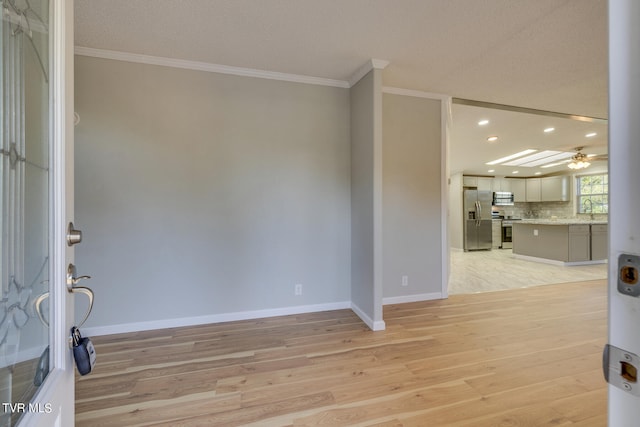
382, 86, 450, 101
74, 46, 350, 88
348, 58, 390, 87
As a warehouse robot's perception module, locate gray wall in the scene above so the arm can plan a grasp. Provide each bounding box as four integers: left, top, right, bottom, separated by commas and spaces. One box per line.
382, 93, 443, 301
74, 56, 352, 329
349, 69, 384, 327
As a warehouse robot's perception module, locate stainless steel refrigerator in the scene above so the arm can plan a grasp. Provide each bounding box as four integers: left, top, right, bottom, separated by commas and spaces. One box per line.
463, 189, 493, 251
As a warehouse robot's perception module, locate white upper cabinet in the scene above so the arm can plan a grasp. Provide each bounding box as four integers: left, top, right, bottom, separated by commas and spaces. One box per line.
510, 179, 526, 202
492, 178, 512, 192
540, 175, 571, 202
462, 176, 478, 187
525, 178, 541, 202
477, 177, 493, 191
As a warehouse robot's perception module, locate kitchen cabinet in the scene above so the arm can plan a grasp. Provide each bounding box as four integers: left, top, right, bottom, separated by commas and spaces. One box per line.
492, 219, 502, 249
492, 178, 512, 192
540, 176, 570, 202
525, 178, 541, 202
510, 179, 526, 202
462, 176, 478, 187
568, 224, 591, 262
477, 178, 493, 191
513, 222, 607, 263
591, 224, 608, 260
463, 176, 493, 191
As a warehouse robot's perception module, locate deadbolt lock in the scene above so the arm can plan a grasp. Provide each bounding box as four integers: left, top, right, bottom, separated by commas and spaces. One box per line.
67, 222, 83, 246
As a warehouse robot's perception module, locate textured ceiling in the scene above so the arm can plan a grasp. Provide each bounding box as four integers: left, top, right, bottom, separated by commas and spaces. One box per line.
74, 0, 608, 118
74, 1, 608, 176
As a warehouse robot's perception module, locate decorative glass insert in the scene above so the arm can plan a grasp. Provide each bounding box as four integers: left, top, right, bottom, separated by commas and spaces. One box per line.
1, 1, 50, 425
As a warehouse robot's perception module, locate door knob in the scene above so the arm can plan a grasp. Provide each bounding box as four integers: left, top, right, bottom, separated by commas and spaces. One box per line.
67, 263, 91, 290
67, 222, 83, 246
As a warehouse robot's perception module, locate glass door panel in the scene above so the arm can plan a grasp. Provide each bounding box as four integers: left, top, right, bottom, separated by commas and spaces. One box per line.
1, 1, 50, 425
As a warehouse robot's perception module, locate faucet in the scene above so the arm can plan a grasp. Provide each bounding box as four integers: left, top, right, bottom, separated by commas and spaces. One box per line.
583, 199, 594, 220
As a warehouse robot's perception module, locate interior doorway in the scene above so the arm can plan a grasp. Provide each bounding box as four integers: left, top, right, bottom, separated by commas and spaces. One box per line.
447, 100, 609, 294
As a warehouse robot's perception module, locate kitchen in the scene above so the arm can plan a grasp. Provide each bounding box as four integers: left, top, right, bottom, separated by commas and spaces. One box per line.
448, 101, 609, 294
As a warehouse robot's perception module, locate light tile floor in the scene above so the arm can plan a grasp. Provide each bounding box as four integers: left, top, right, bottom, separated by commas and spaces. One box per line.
449, 248, 608, 294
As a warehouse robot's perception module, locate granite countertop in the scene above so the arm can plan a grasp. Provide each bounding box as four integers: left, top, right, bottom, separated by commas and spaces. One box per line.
516, 219, 608, 225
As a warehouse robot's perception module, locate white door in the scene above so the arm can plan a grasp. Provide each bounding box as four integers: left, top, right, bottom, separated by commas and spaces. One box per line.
608, 1, 640, 425
1, 1, 75, 426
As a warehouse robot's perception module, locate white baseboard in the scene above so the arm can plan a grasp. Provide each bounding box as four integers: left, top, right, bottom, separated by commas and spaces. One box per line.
382, 292, 443, 305
82, 301, 351, 337
350, 302, 386, 331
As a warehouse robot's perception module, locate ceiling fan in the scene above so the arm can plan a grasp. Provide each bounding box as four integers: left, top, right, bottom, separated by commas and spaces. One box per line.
568, 147, 608, 169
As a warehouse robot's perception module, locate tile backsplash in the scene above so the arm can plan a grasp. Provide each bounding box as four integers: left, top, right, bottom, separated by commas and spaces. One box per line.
493, 201, 608, 221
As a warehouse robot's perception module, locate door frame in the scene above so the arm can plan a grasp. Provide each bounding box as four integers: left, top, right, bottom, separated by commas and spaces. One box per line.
608, 0, 640, 425
17, 0, 75, 425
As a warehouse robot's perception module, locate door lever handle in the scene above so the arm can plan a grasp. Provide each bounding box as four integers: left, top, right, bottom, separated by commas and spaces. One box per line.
67, 263, 91, 290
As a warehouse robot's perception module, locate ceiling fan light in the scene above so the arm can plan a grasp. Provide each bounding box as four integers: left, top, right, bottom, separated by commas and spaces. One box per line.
567, 150, 591, 169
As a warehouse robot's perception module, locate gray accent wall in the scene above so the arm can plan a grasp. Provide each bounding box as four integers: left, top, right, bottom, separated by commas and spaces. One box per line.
382, 94, 443, 301
74, 56, 352, 329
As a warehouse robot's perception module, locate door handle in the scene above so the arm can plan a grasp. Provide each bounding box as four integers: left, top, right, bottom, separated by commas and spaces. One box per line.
67, 263, 91, 290
34, 287, 94, 328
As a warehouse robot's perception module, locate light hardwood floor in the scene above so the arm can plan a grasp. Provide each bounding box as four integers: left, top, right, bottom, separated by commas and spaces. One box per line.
76, 279, 607, 426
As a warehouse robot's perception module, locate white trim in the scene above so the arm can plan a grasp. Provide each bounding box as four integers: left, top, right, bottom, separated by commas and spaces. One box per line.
82, 301, 351, 337
348, 58, 389, 87
441, 97, 453, 299
350, 302, 386, 331
382, 86, 450, 101
372, 67, 386, 330
382, 292, 443, 305
74, 46, 351, 89
50, 0, 73, 373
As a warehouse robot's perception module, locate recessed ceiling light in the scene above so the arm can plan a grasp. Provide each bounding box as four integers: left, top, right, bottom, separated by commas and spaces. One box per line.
487, 136, 498, 142
586, 132, 597, 138
486, 149, 538, 165
478, 119, 489, 126
488, 169, 495, 173
544, 127, 555, 133
512, 171, 519, 174
535, 172, 542, 175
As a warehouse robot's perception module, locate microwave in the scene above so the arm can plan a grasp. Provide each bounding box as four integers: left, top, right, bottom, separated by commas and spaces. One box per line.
493, 191, 514, 206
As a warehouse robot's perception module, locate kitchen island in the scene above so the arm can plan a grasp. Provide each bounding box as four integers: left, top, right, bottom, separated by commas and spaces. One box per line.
512, 220, 607, 265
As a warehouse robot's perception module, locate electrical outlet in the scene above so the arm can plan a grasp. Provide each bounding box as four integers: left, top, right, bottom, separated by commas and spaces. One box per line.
295, 284, 303, 296
402, 275, 409, 287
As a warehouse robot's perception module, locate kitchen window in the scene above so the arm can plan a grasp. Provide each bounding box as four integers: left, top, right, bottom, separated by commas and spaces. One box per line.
577, 174, 608, 214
